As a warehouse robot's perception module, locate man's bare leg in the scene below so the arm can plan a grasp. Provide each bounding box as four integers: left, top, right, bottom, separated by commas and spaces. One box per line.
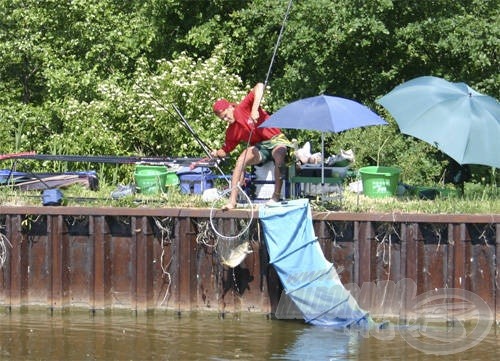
271, 145, 287, 202
223, 147, 261, 210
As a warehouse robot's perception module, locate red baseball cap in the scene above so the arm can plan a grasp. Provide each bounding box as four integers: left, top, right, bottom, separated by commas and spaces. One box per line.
213, 99, 231, 114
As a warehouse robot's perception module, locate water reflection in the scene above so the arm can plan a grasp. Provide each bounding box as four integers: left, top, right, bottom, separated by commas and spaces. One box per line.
0, 310, 497, 360
273, 326, 359, 360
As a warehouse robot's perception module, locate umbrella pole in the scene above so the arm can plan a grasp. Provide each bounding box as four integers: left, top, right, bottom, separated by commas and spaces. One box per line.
321, 132, 325, 202
321, 132, 325, 184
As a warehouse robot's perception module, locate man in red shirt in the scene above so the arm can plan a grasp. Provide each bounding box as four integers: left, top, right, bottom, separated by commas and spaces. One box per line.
211, 83, 291, 210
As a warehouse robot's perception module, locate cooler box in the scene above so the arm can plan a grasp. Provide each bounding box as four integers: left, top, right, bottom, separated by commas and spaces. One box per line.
176, 166, 215, 194
252, 162, 288, 200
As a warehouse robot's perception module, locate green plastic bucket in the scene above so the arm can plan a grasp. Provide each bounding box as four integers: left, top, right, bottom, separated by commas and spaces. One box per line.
359, 166, 401, 198
134, 165, 168, 195
165, 171, 180, 189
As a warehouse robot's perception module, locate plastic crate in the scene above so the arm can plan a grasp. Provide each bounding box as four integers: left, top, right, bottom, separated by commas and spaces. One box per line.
176, 167, 215, 194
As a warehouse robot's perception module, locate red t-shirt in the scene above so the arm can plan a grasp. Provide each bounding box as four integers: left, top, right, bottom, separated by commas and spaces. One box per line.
221, 90, 281, 154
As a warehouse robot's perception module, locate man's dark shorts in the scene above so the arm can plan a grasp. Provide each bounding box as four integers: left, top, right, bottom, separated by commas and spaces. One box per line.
255, 134, 292, 164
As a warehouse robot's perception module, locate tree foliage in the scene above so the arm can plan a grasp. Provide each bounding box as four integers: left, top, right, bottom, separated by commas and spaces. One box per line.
0, 0, 497, 186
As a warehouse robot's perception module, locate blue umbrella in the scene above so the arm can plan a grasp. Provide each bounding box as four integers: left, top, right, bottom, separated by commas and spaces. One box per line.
260, 95, 387, 183
376, 76, 500, 168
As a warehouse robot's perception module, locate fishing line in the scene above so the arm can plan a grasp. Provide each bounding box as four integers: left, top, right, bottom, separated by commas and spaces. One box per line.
233, 0, 294, 184
209, 0, 293, 241
0, 231, 12, 269
263, 0, 293, 89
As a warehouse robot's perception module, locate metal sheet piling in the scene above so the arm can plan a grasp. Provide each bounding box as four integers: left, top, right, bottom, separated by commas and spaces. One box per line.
0, 206, 497, 322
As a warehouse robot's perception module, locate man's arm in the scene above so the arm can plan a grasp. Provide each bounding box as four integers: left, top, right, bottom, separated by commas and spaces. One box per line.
250, 83, 265, 122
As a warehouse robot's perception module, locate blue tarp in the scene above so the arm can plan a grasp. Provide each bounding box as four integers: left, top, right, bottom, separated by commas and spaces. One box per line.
259, 199, 371, 328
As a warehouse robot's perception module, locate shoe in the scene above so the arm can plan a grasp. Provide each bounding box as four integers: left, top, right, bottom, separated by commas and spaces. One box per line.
111, 184, 136, 199
265, 198, 278, 206
266, 192, 283, 206
265, 198, 289, 207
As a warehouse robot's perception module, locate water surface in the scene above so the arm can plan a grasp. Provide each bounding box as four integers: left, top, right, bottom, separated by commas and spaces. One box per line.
0, 310, 497, 360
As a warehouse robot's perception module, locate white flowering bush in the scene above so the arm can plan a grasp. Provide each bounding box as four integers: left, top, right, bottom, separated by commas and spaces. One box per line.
0, 49, 249, 182
106, 49, 248, 159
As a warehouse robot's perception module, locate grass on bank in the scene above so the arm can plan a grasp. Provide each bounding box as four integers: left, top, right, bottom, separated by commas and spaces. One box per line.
0, 180, 498, 215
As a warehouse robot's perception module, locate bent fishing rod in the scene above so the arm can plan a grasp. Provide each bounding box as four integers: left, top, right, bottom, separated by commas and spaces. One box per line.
235, 0, 294, 181
263, 0, 293, 90
208, 0, 294, 240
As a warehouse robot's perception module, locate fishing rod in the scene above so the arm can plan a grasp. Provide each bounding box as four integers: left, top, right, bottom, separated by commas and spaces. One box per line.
171, 104, 214, 159
232, 0, 294, 182
0, 151, 36, 161
209, 0, 294, 240
132, 76, 234, 190
20, 193, 169, 205
5, 153, 216, 166
171, 104, 231, 184
134, 81, 215, 161
263, 0, 293, 89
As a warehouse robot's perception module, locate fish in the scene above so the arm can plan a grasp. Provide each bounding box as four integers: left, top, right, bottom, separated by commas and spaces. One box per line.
220, 241, 253, 268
